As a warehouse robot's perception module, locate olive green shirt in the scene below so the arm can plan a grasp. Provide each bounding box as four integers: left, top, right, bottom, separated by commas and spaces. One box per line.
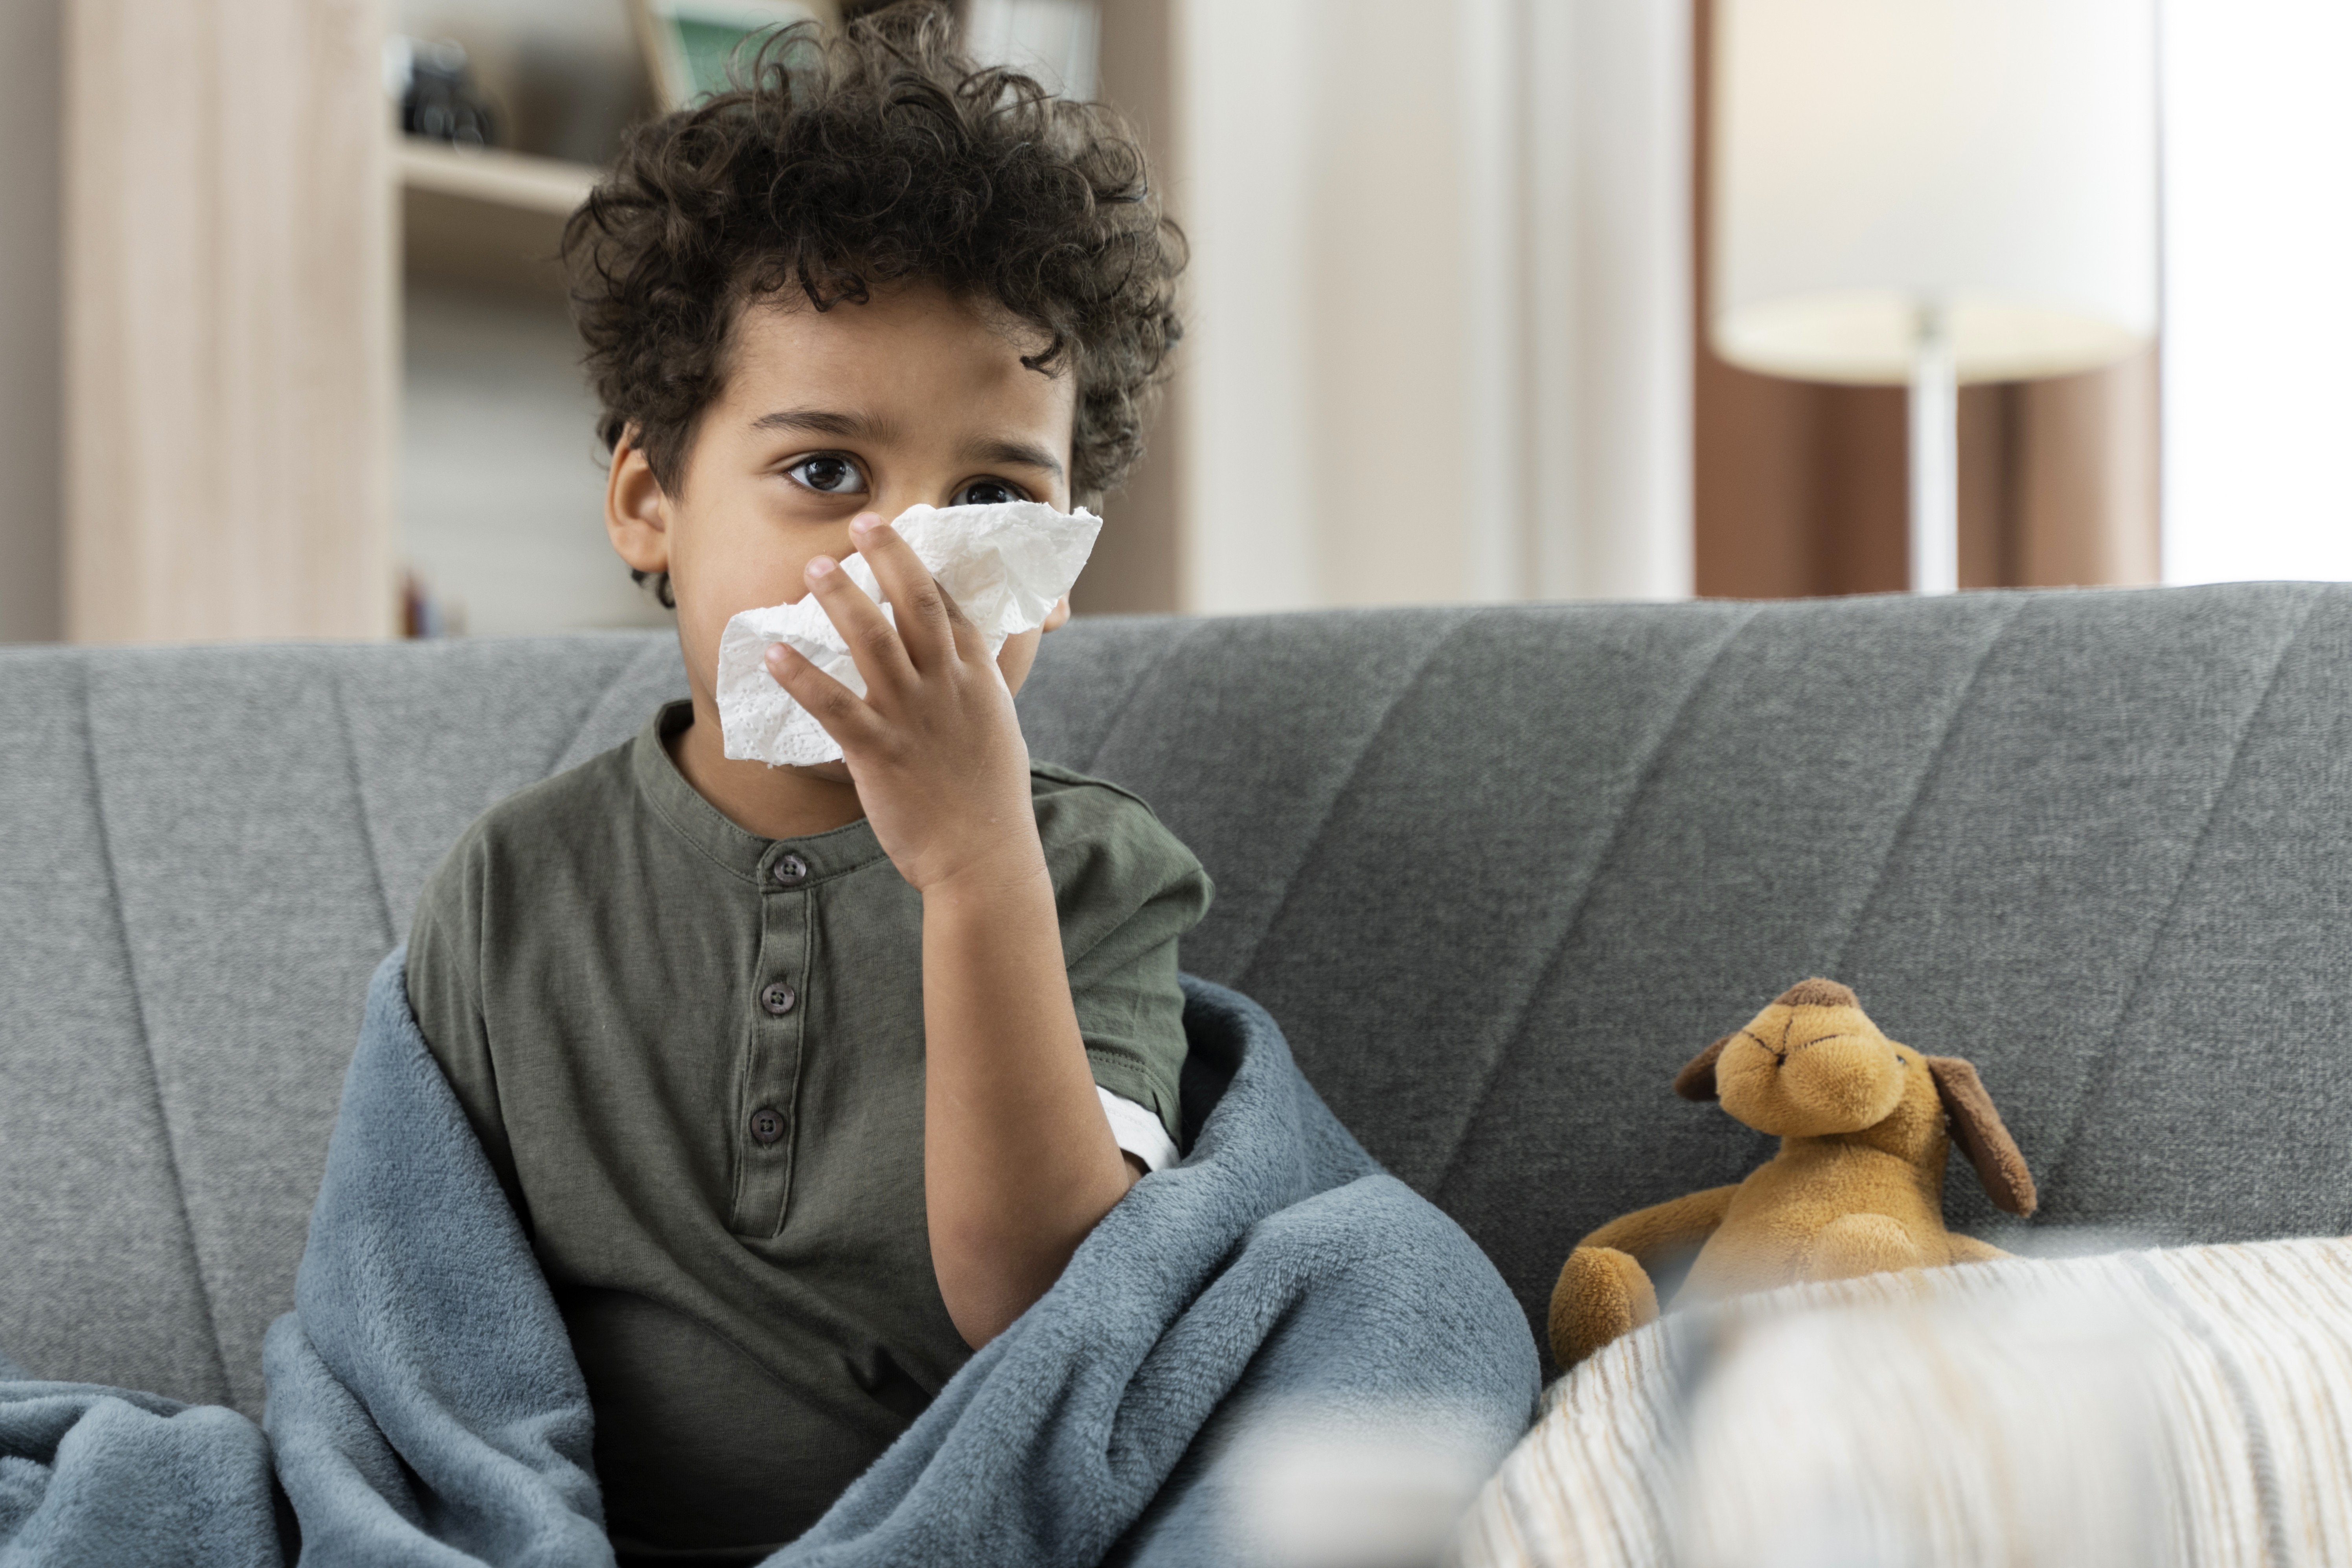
404, 702, 1209, 1565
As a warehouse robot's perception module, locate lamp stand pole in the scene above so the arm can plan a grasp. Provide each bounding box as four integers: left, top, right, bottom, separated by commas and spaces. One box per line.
1908, 303, 1959, 595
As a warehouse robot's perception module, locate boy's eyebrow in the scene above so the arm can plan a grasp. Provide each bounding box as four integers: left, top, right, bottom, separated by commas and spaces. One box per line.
749, 406, 895, 440
960, 437, 1065, 480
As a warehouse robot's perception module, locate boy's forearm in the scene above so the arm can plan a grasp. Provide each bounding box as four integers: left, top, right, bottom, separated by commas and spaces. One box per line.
762, 513, 1136, 1345
921, 851, 1135, 1348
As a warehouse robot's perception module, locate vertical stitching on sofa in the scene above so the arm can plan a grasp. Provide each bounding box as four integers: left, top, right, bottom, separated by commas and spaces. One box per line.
1428, 603, 1764, 1201
1232, 611, 1481, 990
79, 661, 235, 1401
2034, 588, 2324, 1217
1822, 596, 2028, 977
329, 661, 399, 946
1078, 617, 1214, 777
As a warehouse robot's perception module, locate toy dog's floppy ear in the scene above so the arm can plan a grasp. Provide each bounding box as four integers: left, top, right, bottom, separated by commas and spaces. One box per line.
1674, 1035, 1732, 1102
1928, 1057, 2038, 1216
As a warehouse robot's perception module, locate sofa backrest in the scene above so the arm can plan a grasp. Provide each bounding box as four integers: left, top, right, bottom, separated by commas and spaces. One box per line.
6, 583, 2351, 1414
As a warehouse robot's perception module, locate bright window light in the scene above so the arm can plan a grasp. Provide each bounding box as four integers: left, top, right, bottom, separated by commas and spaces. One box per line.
2162, 0, 2352, 583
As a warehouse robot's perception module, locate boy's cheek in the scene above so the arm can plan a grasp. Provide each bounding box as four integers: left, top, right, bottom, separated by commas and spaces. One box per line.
666, 569, 789, 706
667, 521, 823, 658
996, 627, 1048, 694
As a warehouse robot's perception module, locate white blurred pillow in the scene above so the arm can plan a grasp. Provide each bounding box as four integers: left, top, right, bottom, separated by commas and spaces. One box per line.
1454, 1237, 2352, 1568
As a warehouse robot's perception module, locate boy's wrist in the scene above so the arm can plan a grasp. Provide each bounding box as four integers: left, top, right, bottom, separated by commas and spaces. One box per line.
914, 833, 1051, 908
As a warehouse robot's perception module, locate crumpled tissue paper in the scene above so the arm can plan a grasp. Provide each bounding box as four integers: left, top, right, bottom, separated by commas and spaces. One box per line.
715, 500, 1101, 767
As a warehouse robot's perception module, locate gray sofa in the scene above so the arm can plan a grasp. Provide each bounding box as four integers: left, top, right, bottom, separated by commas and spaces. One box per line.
5, 583, 2350, 1423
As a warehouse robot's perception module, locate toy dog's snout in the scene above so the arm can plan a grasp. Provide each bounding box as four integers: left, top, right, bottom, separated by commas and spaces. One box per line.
1675, 980, 1911, 1138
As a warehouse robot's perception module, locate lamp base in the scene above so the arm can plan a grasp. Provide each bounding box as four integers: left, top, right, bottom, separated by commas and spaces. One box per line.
1909, 305, 1959, 595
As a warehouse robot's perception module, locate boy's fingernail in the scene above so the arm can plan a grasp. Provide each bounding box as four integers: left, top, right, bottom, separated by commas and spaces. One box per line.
851, 512, 882, 535
808, 555, 836, 579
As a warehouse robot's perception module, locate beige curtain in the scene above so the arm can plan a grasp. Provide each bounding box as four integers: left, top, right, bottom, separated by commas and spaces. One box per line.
1083, 0, 1697, 614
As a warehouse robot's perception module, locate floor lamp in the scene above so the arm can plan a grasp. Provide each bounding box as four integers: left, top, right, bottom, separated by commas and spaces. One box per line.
1709, 0, 2158, 594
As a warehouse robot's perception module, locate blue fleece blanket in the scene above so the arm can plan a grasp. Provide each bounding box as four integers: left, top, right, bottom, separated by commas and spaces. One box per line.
1, 952, 1536, 1566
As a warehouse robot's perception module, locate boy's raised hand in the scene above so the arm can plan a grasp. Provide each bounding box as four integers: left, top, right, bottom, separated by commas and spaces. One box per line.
762, 511, 1043, 895
765, 509, 1136, 1347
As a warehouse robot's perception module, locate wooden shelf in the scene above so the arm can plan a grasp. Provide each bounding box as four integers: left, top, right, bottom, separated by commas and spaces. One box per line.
395, 141, 602, 301
396, 142, 600, 214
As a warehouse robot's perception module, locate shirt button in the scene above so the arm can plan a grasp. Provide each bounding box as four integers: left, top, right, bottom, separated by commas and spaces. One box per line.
749, 1106, 785, 1145
771, 853, 809, 887
760, 982, 797, 1017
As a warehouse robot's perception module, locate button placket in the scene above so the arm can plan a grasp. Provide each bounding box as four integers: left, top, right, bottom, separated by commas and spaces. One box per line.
731, 851, 811, 1237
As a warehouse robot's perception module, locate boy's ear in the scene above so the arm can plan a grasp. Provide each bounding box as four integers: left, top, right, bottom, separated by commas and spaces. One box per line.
606, 432, 673, 577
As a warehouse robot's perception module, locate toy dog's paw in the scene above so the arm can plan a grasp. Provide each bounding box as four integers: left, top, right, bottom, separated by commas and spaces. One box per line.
1548, 1245, 1659, 1369
1944, 1233, 2010, 1267
1804, 1213, 1929, 1282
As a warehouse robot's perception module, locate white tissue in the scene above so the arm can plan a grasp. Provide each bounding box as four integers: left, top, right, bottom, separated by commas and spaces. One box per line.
715, 500, 1102, 767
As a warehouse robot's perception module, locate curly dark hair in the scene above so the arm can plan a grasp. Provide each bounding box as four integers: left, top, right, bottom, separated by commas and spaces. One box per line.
561, 0, 1184, 607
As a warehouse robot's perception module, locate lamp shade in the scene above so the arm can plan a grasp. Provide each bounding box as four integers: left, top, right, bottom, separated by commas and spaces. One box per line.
1712, 0, 2157, 385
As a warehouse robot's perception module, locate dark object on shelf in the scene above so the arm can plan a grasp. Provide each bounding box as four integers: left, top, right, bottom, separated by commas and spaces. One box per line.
401, 571, 462, 639
390, 36, 501, 150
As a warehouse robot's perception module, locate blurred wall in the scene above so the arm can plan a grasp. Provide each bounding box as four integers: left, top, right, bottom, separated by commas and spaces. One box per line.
0, 0, 62, 642
2160, 0, 2352, 584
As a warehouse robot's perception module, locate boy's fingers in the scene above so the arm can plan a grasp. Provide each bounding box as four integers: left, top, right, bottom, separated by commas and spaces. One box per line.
763, 643, 885, 750
850, 515, 954, 668
804, 551, 914, 696
936, 580, 989, 661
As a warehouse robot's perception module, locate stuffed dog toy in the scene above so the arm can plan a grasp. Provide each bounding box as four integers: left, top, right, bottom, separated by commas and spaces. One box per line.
1549, 978, 2036, 1369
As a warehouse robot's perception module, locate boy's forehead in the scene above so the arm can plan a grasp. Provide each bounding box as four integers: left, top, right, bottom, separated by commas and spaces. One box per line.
724, 286, 1065, 415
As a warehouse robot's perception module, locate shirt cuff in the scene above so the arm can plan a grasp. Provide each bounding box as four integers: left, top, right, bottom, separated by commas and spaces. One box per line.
1097, 1086, 1181, 1172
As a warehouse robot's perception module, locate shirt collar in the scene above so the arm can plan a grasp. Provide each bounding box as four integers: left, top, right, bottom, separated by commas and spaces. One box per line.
629, 701, 889, 886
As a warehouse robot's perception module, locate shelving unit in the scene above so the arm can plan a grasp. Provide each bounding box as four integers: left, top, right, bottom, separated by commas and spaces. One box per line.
397, 142, 601, 299
393, 134, 671, 638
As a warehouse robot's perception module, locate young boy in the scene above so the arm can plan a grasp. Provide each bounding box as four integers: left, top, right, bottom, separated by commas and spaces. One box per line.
401, 8, 1203, 1562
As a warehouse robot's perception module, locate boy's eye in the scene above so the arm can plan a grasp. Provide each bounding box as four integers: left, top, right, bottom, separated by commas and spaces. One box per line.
953, 478, 1028, 507
786, 455, 868, 495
